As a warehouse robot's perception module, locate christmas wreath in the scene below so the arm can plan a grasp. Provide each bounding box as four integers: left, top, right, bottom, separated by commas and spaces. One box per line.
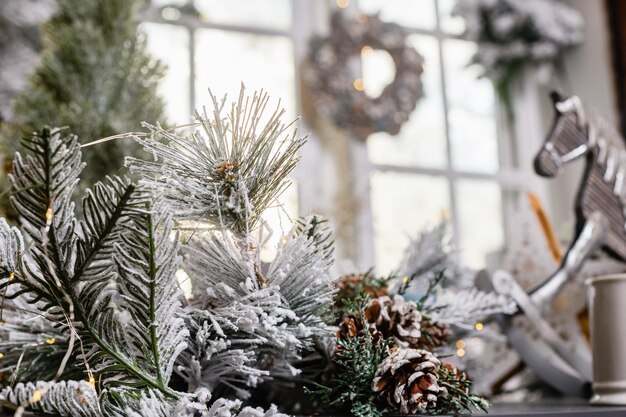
304, 12, 424, 140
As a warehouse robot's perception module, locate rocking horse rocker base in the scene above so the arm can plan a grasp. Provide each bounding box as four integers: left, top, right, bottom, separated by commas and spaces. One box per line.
487, 92, 626, 398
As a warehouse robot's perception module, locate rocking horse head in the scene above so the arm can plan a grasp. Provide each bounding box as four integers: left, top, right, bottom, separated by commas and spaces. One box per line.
534, 91, 591, 177
533, 90, 626, 262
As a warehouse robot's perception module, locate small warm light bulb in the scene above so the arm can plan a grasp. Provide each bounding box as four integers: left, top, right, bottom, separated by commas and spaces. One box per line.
402, 276, 410, 284
46, 337, 56, 345
475, 322, 484, 331
337, 0, 350, 8
31, 389, 43, 403
88, 376, 96, 388
456, 348, 466, 357
8, 271, 14, 280
45, 207, 53, 221
0, 352, 4, 359
353, 78, 364, 91
455, 339, 465, 349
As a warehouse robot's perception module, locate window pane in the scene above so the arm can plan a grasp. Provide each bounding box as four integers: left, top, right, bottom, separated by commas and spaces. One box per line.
443, 39, 499, 173
456, 180, 504, 269
438, 0, 465, 35
359, 0, 436, 30
194, 0, 291, 31
142, 22, 190, 124
195, 30, 296, 121
371, 172, 450, 275
367, 35, 447, 169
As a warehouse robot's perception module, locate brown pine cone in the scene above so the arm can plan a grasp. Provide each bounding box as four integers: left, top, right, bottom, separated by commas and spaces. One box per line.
372, 347, 447, 414
336, 315, 381, 349
442, 363, 470, 394
335, 272, 388, 304
419, 318, 450, 350
336, 315, 364, 340
365, 295, 421, 348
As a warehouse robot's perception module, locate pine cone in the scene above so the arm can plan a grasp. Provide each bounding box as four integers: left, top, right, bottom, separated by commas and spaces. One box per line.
365, 295, 421, 347
335, 272, 388, 304
336, 315, 364, 340
336, 315, 381, 349
442, 363, 470, 394
372, 347, 447, 414
419, 318, 450, 350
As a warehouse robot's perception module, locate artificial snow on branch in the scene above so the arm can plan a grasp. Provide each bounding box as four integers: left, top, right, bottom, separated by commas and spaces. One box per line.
0, 380, 101, 417
423, 288, 516, 329
127, 86, 306, 235
393, 222, 458, 294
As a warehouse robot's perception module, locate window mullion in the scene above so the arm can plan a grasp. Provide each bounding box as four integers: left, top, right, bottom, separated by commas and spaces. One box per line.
434, 0, 461, 254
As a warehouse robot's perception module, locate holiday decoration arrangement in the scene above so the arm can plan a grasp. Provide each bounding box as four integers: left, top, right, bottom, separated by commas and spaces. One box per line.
0, 88, 513, 417
304, 11, 424, 140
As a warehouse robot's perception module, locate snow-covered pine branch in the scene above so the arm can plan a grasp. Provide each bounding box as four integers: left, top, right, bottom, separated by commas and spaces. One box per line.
104, 194, 189, 390
392, 222, 459, 294
0, 380, 101, 417
423, 288, 516, 329
126, 85, 306, 236
266, 215, 336, 336
0, 128, 187, 404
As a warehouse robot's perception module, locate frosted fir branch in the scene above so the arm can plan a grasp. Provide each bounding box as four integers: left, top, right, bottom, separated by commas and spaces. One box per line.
179, 217, 336, 395
423, 288, 516, 329
104, 194, 189, 389
177, 310, 270, 397
126, 85, 306, 236
0, 380, 101, 417
116, 388, 289, 417
0, 128, 185, 401
393, 222, 458, 294
266, 215, 336, 332
0, 297, 70, 383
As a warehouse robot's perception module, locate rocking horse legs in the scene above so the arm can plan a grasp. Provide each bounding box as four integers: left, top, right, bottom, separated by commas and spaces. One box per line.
487, 211, 609, 395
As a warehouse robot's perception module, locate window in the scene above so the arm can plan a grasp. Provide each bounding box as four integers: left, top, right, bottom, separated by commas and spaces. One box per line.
356, 0, 526, 274
141, 0, 532, 273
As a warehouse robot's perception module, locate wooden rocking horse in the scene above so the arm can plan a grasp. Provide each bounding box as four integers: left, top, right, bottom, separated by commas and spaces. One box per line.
486, 91, 626, 396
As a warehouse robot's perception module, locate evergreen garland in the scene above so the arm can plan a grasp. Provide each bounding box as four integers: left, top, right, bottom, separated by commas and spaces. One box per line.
0, 87, 514, 416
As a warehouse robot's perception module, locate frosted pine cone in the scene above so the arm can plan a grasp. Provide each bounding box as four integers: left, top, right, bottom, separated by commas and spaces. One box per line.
365, 295, 421, 347
372, 348, 447, 414
419, 318, 450, 350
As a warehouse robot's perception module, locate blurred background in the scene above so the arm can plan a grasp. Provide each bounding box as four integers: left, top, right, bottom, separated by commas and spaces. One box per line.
0, 0, 620, 277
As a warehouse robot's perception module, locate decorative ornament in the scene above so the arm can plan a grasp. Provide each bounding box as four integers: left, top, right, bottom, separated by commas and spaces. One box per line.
371, 347, 447, 414
453, 0, 583, 117
304, 11, 424, 140
365, 295, 422, 348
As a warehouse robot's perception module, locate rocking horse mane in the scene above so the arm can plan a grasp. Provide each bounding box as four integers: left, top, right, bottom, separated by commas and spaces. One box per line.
553, 95, 626, 261
557, 96, 626, 195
